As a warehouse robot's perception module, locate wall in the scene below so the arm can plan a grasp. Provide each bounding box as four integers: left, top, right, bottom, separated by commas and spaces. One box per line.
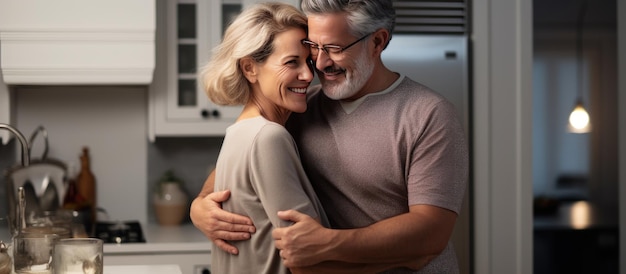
0, 142, 15, 220
8, 86, 149, 223
0, 86, 225, 225
533, 30, 618, 205
472, 0, 534, 273
147, 137, 222, 223
532, 38, 590, 196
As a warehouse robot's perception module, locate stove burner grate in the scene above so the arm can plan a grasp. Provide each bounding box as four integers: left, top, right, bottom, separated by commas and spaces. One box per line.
94, 221, 146, 243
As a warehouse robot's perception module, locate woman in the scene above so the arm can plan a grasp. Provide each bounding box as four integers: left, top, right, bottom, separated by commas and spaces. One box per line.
199, 2, 328, 274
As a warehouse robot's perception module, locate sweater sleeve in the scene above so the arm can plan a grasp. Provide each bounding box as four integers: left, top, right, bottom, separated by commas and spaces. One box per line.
248, 123, 322, 228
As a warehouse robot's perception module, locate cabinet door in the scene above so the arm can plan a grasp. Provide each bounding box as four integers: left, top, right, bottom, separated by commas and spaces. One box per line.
105, 252, 211, 274
166, 0, 242, 122
149, 0, 243, 141
149, 0, 301, 141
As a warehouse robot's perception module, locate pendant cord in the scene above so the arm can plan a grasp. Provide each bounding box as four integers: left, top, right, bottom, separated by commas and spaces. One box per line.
576, 0, 587, 102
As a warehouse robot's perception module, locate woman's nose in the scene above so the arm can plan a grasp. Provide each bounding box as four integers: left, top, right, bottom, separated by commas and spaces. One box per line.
300, 63, 314, 82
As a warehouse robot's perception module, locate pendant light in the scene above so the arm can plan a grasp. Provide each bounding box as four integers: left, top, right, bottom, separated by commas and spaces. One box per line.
568, 0, 591, 133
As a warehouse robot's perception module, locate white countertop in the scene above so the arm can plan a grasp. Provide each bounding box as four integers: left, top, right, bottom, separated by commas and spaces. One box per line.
0, 223, 212, 254
104, 223, 212, 254
105, 264, 182, 274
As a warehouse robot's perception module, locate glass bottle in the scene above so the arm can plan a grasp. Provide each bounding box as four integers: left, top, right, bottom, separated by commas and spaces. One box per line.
76, 147, 96, 234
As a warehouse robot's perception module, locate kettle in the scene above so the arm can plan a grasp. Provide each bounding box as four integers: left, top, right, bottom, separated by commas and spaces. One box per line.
0, 124, 67, 235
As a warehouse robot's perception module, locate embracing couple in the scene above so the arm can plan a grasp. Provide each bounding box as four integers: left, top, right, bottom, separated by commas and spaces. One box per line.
190, 1, 468, 273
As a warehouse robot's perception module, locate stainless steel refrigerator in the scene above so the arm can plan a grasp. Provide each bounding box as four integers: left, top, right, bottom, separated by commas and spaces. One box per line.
382, 34, 469, 131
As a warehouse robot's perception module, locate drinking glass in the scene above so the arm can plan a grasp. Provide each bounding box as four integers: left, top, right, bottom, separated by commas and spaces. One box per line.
52, 238, 102, 274
13, 233, 58, 274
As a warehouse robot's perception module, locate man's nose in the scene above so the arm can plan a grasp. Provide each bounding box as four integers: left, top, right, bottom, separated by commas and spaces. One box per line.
314, 51, 333, 72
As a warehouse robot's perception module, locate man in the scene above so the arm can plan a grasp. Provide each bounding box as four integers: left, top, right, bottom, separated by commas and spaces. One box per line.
190, 1, 468, 273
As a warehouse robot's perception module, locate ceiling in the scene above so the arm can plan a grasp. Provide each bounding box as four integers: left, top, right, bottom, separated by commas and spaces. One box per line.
533, 0, 616, 29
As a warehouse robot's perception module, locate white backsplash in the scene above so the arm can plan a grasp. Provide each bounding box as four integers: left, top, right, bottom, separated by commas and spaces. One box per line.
13, 86, 148, 223
1, 86, 223, 224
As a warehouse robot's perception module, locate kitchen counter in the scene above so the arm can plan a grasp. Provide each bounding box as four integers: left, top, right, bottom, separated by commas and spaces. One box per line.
105, 264, 182, 274
102, 223, 212, 274
103, 223, 212, 254
1, 223, 212, 274
0, 222, 212, 254
533, 200, 618, 231
533, 200, 619, 273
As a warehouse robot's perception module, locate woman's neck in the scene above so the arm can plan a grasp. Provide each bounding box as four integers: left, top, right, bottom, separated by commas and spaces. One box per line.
237, 100, 290, 125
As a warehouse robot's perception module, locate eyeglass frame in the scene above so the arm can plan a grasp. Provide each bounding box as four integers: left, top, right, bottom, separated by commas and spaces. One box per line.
301, 32, 373, 59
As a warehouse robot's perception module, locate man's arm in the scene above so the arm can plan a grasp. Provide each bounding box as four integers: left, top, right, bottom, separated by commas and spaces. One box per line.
273, 204, 456, 268
190, 169, 256, 255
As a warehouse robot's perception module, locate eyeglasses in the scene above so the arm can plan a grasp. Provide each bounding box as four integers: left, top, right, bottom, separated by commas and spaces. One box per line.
302, 33, 372, 61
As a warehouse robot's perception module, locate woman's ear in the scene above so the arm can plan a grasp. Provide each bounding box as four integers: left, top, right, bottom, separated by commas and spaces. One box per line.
240, 58, 258, 83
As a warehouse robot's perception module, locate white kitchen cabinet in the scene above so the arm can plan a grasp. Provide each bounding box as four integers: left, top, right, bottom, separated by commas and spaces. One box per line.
149, 0, 299, 141
149, 0, 242, 141
0, 0, 155, 85
105, 252, 210, 274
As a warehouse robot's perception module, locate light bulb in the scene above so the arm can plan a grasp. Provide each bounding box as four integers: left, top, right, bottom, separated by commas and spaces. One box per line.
568, 103, 591, 133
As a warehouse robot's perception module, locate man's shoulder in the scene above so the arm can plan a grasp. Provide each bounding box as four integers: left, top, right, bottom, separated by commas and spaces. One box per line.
397, 76, 437, 95
391, 76, 447, 103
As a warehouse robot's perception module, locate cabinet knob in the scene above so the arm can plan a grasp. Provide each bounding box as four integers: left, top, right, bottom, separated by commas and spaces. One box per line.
201, 109, 221, 119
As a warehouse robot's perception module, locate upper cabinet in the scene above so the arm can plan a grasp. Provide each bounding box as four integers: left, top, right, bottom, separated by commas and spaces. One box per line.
0, 0, 155, 85
0, 0, 155, 144
149, 0, 299, 141
149, 0, 241, 141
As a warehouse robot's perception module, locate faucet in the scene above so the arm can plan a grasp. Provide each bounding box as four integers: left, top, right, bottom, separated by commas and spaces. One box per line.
0, 124, 30, 235
0, 123, 30, 166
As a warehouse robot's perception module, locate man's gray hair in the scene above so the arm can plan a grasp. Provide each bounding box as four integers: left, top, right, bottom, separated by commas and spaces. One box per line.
301, 0, 395, 48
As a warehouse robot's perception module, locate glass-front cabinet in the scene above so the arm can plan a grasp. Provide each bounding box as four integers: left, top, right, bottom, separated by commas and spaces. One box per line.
166, 0, 242, 121
149, 0, 239, 141
149, 0, 299, 141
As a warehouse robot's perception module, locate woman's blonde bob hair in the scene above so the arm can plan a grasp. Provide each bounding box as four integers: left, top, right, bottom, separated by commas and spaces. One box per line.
200, 2, 308, 106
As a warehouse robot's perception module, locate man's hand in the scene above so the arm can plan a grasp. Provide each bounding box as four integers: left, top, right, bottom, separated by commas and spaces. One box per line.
190, 190, 256, 255
272, 210, 336, 267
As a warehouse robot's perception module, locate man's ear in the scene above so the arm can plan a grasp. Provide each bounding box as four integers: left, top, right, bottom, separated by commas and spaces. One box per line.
371, 28, 390, 56
240, 58, 258, 83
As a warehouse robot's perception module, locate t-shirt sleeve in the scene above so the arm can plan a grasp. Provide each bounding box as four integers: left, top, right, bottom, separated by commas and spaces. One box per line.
408, 99, 469, 214
248, 123, 321, 227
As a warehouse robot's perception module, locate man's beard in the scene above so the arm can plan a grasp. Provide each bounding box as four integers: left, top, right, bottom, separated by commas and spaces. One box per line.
321, 50, 374, 100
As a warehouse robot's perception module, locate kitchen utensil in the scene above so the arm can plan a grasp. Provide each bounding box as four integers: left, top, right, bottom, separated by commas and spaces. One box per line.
24, 126, 68, 210
28, 126, 49, 163
17, 187, 26, 235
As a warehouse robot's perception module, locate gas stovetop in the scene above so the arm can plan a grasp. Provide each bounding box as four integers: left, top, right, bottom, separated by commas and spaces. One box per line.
94, 221, 146, 243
